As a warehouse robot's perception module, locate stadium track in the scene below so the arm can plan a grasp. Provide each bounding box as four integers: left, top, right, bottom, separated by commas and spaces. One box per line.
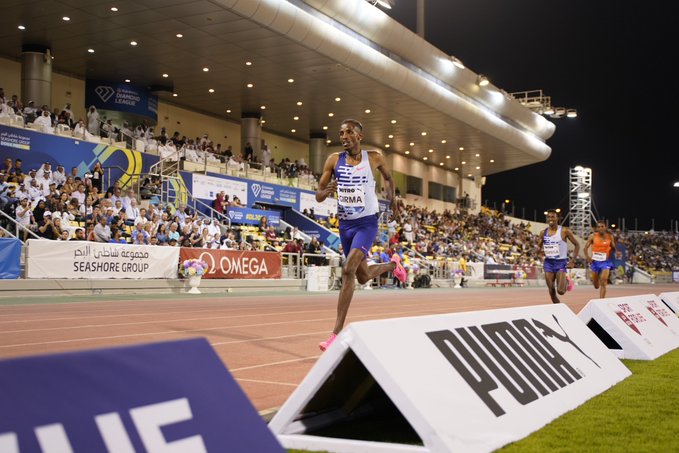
0, 283, 676, 415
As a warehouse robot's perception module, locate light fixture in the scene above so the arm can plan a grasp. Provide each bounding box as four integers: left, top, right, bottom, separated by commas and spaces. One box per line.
288, 78, 294, 83
176, 33, 183, 38
291, 129, 296, 133
87, 48, 95, 53
202, 67, 209, 72
364, 109, 371, 114
293, 116, 299, 120
367, 0, 393, 9
172, 93, 178, 97
245, 61, 252, 66
18, 25, 26, 30
124, 79, 130, 82
296, 101, 303, 106
335, 97, 341, 102
246, 83, 253, 88
673, 182, 679, 187
450, 55, 465, 69
385, 144, 390, 148
477, 75, 490, 87
110, 7, 118, 12
328, 113, 334, 117
130, 41, 138, 46
162, 73, 168, 78
391, 119, 397, 124
322, 126, 328, 130
441, 139, 447, 144
510, 90, 577, 120
260, 105, 266, 110
208, 88, 215, 93
423, 157, 428, 161
62, 16, 71, 21
388, 134, 393, 139
405, 151, 410, 155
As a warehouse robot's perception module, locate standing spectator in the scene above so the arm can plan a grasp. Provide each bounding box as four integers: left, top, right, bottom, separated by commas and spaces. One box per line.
86, 106, 100, 135
243, 142, 254, 162
90, 162, 104, 192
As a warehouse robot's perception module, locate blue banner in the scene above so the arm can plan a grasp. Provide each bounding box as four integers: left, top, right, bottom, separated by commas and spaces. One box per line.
86, 80, 158, 121
0, 338, 284, 452
0, 237, 21, 279
0, 125, 158, 188
226, 207, 280, 226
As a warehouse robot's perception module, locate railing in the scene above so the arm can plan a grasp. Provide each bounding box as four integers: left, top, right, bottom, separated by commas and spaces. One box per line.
0, 210, 42, 243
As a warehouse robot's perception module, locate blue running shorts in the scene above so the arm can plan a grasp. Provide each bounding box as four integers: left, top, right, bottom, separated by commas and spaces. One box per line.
339, 215, 378, 258
543, 258, 567, 274
590, 259, 613, 274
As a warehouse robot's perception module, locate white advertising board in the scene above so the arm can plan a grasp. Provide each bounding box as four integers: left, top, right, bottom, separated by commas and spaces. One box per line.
26, 240, 180, 279
191, 173, 248, 205
659, 291, 679, 314
578, 294, 679, 360
269, 304, 630, 453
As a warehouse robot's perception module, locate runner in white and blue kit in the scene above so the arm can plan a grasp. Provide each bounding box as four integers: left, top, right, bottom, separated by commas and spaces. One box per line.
315, 119, 406, 351
537, 209, 580, 304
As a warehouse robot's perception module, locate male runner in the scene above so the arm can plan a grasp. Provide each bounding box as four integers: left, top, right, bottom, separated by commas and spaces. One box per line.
584, 220, 616, 298
537, 209, 580, 304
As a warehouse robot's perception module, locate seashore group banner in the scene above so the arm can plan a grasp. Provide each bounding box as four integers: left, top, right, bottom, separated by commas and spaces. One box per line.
25, 240, 179, 279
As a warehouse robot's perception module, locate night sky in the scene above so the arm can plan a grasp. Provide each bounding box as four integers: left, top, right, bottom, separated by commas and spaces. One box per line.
385, 0, 678, 231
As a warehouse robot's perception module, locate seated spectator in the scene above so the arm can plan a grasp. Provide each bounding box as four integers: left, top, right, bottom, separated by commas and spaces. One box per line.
132, 231, 148, 245
93, 217, 111, 242
109, 229, 127, 244
72, 227, 87, 241
265, 225, 278, 242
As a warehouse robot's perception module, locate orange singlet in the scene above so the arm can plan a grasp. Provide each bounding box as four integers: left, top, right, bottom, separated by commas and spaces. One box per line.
591, 233, 612, 261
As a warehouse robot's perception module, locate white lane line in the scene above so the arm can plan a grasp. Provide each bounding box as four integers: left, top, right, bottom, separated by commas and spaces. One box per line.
235, 378, 298, 387
229, 355, 320, 372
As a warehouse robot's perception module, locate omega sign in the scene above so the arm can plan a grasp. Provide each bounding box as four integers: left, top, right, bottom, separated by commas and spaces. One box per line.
180, 249, 281, 279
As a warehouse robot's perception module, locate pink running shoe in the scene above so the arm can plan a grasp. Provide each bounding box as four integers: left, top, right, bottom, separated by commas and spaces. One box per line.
319, 333, 337, 352
566, 275, 574, 292
391, 254, 407, 283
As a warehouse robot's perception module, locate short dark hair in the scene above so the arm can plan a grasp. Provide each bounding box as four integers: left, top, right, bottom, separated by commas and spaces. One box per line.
546, 209, 559, 217
340, 118, 363, 131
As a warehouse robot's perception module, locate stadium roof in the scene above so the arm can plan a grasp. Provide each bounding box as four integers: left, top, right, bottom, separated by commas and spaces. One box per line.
0, 0, 556, 178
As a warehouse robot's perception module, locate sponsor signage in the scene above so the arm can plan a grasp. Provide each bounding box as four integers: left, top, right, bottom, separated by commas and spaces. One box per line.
191, 173, 248, 206
249, 182, 299, 207
180, 248, 281, 279
226, 207, 280, 226
659, 291, 679, 314
0, 124, 157, 187
26, 240, 179, 279
0, 130, 31, 150
270, 304, 630, 453
85, 80, 158, 120
578, 294, 679, 359
0, 338, 284, 452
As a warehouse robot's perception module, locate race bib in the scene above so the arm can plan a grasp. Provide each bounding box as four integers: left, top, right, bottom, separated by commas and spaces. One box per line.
337, 185, 365, 208
543, 243, 560, 258
592, 251, 607, 261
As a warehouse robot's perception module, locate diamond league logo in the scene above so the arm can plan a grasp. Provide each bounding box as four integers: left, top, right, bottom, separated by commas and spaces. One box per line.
228, 211, 236, 219
252, 184, 262, 197
95, 86, 115, 103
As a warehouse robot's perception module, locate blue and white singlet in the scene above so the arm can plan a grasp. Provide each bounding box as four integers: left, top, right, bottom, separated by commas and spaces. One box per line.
334, 150, 379, 221
542, 226, 568, 260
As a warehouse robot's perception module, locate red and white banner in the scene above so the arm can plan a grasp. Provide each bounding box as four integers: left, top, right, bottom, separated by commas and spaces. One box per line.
26, 240, 179, 279
179, 248, 281, 279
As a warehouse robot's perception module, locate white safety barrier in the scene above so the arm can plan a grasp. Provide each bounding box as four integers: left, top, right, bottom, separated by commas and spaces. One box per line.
269, 304, 630, 453
659, 291, 679, 314
306, 266, 330, 291
579, 294, 679, 360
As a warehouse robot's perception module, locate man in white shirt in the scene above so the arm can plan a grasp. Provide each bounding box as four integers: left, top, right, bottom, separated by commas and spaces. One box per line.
52, 165, 67, 186
72, 183, 87, 205
33, 110, 54, 133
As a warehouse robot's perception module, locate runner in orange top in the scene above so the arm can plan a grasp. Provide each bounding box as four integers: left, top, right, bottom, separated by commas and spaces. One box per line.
584, 220, 616, 298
